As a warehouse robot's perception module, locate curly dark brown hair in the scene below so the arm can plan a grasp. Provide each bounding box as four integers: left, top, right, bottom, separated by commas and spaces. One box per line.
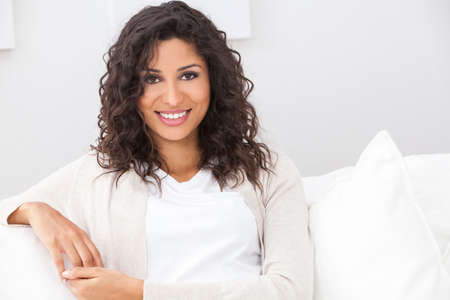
89, 0, 277, 198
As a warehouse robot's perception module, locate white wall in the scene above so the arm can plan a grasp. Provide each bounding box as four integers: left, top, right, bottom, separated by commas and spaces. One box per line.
232, 0, 450, 176
0, 0, 110, 198
1, 0, 449, 198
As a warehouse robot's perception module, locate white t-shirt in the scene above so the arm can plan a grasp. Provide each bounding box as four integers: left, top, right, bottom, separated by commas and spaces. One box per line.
145, 167, 262, 284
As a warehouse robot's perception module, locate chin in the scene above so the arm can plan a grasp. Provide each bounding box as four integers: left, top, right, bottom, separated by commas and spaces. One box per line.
155, 129, 194, 142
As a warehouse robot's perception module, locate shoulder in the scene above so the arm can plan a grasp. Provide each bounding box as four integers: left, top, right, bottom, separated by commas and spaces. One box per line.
69, 150, 105, 173
272, 151, 301, 176
264, 150, 302, 185
70, 150, 119, 184
259, 150, 303, 205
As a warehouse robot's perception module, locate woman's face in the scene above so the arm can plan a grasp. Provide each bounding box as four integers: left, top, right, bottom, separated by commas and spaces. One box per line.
137, 38, 210, 146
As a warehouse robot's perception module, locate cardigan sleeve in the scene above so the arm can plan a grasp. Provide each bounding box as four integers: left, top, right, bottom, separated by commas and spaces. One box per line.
0, 154, 87, 228
142, 152, 314, 300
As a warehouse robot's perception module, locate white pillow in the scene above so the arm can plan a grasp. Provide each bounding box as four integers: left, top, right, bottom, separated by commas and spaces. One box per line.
404, 154, 450, 266
303, 152, 450, 275
0, 226, 76, 300
302, 166, 353, 207
308, 130, 450, 300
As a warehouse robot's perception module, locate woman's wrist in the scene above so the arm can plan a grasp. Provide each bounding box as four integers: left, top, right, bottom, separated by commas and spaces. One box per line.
7, 201, 50, 225
7, 202, 34, 225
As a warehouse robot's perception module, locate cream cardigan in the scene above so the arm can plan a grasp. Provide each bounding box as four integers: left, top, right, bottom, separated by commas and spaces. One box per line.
0, 150, 313, 300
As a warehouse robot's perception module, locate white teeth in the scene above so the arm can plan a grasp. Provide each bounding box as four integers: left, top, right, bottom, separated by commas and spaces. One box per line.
160, 110, 187, 119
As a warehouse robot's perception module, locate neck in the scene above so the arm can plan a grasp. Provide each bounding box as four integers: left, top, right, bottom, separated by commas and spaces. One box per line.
155, 133, 202, 177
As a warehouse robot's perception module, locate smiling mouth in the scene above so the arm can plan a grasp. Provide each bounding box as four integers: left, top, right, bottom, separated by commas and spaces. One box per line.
155, 108, 192, 114
155, 108, 191, 126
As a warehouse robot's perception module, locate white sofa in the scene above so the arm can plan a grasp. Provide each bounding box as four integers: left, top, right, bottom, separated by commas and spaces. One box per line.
302, 130, 450, 299
1, 130, 449, 299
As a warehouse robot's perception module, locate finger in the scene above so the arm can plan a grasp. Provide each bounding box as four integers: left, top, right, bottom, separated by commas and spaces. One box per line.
72, 237, 96, 267
60, 239, 83, 268
48, 246, 66, 280
64, 266, 101, 279
65, 279, 82, 297
82, 236, 104, 267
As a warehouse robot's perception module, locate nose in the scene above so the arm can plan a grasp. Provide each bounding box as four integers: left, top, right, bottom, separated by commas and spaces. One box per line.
163, 79, 183, 107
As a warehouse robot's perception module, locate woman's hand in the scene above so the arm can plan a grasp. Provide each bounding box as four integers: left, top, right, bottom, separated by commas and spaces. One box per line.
27, 202, 104, 280
62, 267, 144, 300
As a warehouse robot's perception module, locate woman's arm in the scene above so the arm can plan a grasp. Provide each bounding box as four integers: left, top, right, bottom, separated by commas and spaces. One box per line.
0, 153, 105, 280
141, 152, 314, 300
0, 153, 87, 228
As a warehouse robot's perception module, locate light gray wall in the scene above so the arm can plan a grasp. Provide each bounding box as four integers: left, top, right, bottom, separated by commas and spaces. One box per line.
1, 0, 449, 199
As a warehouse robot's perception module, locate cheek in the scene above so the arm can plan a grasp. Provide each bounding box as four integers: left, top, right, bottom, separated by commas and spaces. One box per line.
136, 98, 146, 116
137, 92, 155, 111
137, 98, 154, 124
191, 81, 210, 105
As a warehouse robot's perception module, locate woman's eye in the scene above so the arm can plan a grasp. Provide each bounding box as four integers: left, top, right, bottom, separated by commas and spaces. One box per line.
181, 72, 198, 80
144, 72, 198, 84
144, 75, 160, 84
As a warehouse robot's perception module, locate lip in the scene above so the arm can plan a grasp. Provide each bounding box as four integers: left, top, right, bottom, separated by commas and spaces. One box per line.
155, 109, 191, 127
156, 109, 191, 114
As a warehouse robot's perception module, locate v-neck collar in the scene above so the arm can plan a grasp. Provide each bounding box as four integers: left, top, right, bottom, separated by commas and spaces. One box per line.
154, 167, 207, 190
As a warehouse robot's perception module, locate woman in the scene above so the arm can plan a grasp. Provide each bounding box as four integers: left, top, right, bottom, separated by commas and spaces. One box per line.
0, 1, 313, 299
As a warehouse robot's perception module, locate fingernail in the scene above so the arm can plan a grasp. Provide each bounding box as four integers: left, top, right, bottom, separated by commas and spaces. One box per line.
62, 270, 70, 277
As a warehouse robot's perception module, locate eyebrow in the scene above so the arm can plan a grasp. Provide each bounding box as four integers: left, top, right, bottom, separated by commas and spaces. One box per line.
147, 64, 202, 73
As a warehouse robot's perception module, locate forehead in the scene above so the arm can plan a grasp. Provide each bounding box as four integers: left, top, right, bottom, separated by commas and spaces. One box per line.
148, 38, 205, 68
